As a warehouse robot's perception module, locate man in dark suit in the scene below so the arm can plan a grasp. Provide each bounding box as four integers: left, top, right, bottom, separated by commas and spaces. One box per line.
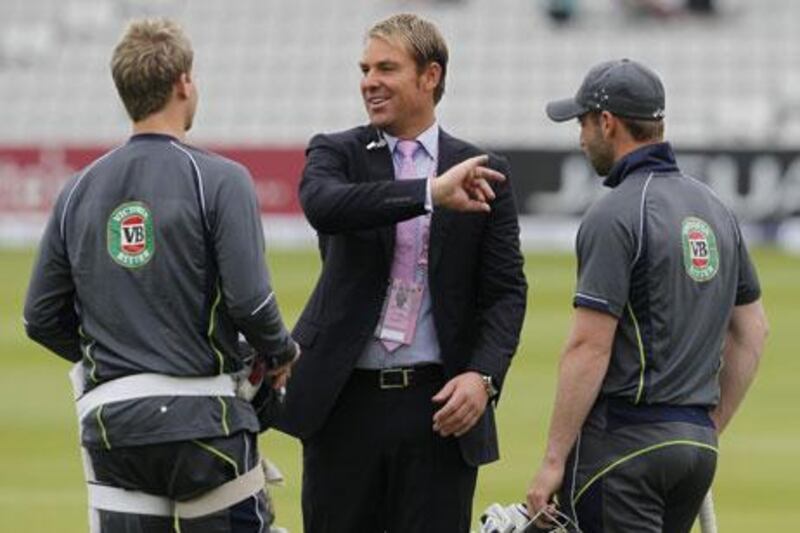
276, 13, 527, 532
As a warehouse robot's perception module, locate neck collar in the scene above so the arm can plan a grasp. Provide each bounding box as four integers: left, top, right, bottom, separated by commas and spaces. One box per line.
604, 142, 679, 188
129, 133, 181, 143
382, 121, 439, 161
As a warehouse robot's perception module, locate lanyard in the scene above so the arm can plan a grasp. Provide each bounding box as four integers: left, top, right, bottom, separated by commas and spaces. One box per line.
400, 149, 435, 285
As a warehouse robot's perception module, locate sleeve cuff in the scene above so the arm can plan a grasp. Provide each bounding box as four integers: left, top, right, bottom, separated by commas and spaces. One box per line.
263, 338, 299, 369
735, 287, 761, 306
573, 292, 622, 318
425, 176, 433, 213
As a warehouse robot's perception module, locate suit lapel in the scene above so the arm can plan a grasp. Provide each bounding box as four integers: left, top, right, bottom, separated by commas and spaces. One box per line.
429, 129, 465, 274
362, 127, 396, 264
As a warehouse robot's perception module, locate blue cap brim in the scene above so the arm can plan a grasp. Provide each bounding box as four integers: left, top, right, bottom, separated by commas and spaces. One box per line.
546, 97, 588, 122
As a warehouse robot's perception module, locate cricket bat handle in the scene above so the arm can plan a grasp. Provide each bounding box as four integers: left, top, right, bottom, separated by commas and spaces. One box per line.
698, 490, 718, 533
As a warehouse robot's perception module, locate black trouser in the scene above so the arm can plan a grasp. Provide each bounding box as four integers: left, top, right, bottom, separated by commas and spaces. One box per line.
301, 366, 478, 533
559, 399, 718, 533
88, 431, 272, 533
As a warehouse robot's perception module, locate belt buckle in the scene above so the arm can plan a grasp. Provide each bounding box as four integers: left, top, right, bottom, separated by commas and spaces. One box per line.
379, 368, 412, 389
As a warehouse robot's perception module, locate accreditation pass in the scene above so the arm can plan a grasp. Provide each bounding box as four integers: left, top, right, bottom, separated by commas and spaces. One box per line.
375, 278, 423, 345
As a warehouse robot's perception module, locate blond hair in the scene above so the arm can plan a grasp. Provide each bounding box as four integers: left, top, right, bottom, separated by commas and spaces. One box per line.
368, 13, 449, 104
110, 18, 193, 122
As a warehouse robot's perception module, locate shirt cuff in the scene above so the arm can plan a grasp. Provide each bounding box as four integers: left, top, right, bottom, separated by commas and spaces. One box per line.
573, 292, 622, 318
425, 176, 434, 213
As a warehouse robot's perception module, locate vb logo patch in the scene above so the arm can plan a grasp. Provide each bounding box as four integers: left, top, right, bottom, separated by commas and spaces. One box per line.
107, 202, 155, 268
681, 217, 718, 282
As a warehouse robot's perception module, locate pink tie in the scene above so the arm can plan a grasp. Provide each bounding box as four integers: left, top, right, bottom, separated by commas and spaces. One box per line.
381, 140, 422, 351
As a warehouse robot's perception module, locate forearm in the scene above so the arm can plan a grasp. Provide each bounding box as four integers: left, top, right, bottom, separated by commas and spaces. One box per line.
211, 171, 297, 366
469, 177, 527, 389
300, 178, 427, 233
217, 274, 296, 367
468, 273, 526, 387
712, 336, 763, 434
543, 342, 610, 466
711, 300, 768, 434
236, 296, 297, 368
468, 291, 525, 391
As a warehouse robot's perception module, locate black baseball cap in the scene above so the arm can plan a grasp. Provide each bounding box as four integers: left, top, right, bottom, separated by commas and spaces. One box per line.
546, 59, 666, 122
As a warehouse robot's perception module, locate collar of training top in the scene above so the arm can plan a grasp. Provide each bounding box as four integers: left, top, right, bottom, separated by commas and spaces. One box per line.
129, 133, 181, 143
603, 141, 679, 188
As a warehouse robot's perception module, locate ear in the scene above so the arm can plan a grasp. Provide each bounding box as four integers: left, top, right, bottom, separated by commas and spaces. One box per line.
175, 72, 193, 100
599, 110, 616, 139
422, 62, 442, 94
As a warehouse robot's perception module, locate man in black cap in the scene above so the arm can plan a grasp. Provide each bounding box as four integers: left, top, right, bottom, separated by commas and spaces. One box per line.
525, 59, 768, 532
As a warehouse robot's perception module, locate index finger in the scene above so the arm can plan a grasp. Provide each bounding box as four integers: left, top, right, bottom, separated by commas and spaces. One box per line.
432, 393, 464, 425
460, 154, 490, 168
272, 373, 289, 390
472, 178, 496, 201
533, 503, 559, 529
453, 198, 491, 214
475, 166, 506, 183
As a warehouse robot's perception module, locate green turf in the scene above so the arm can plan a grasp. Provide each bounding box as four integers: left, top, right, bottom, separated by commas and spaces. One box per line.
1, 248, 797, 531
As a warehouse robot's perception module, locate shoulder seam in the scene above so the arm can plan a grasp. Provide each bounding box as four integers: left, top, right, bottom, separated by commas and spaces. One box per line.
170, 141, 208, 229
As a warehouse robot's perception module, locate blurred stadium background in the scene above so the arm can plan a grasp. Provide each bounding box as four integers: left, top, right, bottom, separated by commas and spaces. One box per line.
1, 0, 798, 531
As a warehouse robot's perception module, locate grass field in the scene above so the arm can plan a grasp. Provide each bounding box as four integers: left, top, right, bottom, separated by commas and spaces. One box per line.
1, 248, 797, 532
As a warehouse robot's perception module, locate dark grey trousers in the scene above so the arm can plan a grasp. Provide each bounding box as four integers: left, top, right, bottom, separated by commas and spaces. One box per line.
87, 431, 273, 532
558, 399, 718, 533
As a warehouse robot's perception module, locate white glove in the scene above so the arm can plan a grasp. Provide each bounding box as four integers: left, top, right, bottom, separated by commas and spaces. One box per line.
479, 503, 531, 533
236, 357, 266, 402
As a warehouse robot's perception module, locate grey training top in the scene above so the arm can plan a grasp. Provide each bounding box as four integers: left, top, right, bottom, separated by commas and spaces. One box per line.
24, 133, 295, 448
573, 142, 760, 407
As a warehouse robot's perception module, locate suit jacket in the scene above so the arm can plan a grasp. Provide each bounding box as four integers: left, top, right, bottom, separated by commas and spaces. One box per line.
275, 125, 527, 466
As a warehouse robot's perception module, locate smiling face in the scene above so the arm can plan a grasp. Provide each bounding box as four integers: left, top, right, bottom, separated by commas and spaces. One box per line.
359, 36, 439, 139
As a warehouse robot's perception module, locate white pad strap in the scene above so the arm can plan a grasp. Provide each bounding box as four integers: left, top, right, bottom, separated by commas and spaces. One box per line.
88, 484, 173, 516
176, 462, 266, 519
86, 463, 265, 518
76, 372, 236, 421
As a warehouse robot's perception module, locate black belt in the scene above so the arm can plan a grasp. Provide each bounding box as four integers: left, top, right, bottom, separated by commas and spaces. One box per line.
351, 365, 444, 390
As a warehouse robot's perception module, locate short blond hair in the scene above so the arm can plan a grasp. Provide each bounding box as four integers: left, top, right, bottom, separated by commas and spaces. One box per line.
368, 13, 449, 104
110, 18, 193, 122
